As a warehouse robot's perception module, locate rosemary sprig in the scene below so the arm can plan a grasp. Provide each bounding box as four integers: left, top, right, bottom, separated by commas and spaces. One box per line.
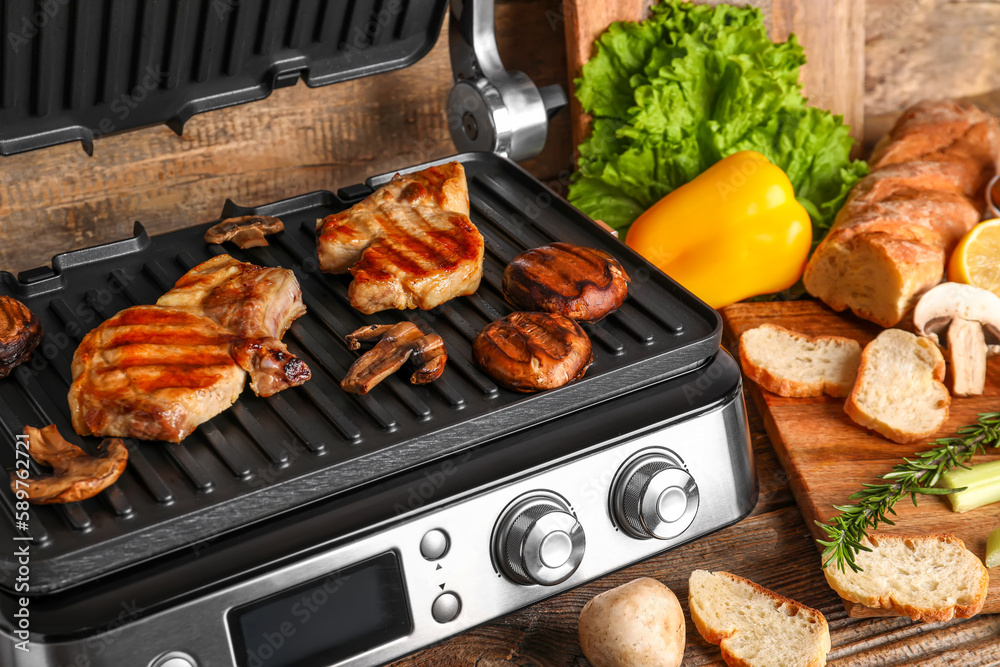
816, 412, 1000, 573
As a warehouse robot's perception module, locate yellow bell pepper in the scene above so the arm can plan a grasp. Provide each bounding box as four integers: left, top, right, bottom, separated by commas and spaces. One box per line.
625, 151, 811, 309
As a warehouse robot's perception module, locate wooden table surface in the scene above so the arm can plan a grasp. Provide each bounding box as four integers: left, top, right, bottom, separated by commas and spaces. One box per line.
394, 397, 1000, 666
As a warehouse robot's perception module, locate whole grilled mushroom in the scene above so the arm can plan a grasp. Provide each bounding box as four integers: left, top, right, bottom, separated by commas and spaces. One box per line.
0, 296, 43, 379
473, 312, 593, 392
503, 243, 629, 322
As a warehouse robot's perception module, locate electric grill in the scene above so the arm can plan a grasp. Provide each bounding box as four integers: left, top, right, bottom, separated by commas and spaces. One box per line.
0, 2, 757, 666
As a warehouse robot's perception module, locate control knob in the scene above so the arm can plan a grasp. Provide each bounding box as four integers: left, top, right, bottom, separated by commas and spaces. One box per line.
611, 451, 699, 540
493, 493, 585, 586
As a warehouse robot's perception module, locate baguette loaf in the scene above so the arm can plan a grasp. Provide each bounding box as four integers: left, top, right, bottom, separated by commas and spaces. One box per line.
739, 324, 861, 398
823, 533, 989, 622
804, 100, 1000, 327
689, 570, 830, 667
844, 328, 949, 444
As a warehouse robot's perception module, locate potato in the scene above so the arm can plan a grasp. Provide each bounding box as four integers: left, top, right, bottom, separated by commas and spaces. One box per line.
578, 577, 685, 667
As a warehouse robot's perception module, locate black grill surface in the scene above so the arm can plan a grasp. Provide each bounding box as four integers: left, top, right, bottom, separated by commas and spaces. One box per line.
0, 152, 720, 593
0, 0, 449, 155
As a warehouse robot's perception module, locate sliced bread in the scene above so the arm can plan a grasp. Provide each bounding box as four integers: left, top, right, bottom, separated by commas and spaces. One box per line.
823, 533, 989, 622
844, 328, 949, 444
738, 323, 862, 398
688, 570, 831, 667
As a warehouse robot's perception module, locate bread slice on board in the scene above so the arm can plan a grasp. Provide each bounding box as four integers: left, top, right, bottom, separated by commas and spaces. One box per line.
738, 323, 861, 398
844, 328, 949, 444
688, 570, 831, 667
823, 533, 989, 622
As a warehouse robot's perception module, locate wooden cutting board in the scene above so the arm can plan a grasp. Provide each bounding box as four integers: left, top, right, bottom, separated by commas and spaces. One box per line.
721, 300, 1000, 617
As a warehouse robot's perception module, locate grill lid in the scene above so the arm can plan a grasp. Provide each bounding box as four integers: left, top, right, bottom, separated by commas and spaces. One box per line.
0, 0, 449, 155
0, 152, 721, 594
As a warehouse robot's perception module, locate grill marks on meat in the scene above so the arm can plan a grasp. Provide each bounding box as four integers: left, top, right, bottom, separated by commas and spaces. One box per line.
316, 162, 485, 314
69, 256, 310, 443
155, 254, 310, 394
158, 254, 306, 338
70, 307, 249, 442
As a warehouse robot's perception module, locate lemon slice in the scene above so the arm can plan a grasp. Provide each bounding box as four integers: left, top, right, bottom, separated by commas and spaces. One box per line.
948, 218, 1000, 297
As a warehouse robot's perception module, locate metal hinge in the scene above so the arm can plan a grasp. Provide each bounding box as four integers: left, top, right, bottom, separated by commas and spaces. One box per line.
447, 0, 567, 161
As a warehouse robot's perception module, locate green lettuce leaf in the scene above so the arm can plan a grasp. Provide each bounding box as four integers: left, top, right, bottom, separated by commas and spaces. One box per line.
568, 1, 868, 239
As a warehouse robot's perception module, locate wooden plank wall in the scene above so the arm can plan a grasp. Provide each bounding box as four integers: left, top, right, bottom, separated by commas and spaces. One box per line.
1, 0, 998, 276
863, 0, 1000, 146
0, 0, 572, 276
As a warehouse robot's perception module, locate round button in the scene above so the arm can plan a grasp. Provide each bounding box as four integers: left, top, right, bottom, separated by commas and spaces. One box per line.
539, 530, 573, 569
657, 487, 688, 523
493, 493, 586, 586
431, 592, 462, 623
612, 450, 699, 540
419, 529, 450, 561
149, 653, 197, 667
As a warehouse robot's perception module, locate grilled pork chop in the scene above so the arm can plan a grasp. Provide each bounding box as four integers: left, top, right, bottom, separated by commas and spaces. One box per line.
69, 257, 310, 443
316, 162, 485, 314
157, 254, 307, 338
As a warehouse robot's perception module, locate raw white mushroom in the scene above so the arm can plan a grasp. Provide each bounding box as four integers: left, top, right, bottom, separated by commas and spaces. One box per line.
912, 282, 1000, 396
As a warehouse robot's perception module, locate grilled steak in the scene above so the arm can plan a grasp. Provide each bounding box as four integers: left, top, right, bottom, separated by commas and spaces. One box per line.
69, 256, 310, 443
316, 162, 484, 314
473, 312, 593, 392
70, 306, 251, 442
502, 243, 629, 322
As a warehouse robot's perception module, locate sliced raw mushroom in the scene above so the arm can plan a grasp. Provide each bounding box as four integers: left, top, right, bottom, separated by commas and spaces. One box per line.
204, 215, 285, 249
340, 322, 448, 394
10, 425, 128, 504
912, 282, 1000, 396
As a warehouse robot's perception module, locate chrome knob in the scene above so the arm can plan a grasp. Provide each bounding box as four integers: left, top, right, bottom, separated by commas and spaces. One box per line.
612, 451, 699, 540
494, 494, 585, 586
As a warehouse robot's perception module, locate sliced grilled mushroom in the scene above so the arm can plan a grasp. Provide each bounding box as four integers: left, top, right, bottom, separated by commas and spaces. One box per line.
912, 282, 1000, 396
10, 425, 128, 504
408, 334, 448, 384
0, 296, 43, 379
204, 215, 285, 249
345, 323, 406, 350
340, 322, 448, 394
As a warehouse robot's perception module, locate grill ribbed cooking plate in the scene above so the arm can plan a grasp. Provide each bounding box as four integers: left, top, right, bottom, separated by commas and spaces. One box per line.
0, 153, 720, 593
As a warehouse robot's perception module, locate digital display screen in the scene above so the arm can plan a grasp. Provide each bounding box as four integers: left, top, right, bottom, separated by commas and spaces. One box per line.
229, 552, 411, 667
